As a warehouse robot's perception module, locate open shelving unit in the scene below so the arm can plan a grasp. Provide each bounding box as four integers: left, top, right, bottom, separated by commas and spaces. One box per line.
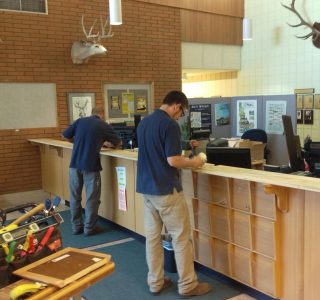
192, 174, 280, 298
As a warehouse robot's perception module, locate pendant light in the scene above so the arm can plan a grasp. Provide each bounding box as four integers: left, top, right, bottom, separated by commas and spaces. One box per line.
243, 18, 252, 40
109, 0, 122, 25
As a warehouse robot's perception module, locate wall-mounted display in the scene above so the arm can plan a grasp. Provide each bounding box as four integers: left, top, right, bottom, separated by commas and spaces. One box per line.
214, 103, 230, 126
297, 110, 303, 124
265, 100, 287, 134
104, 83, 152, 120
303, 94, 314, 109
314, 94, 320, 109
304, 109, 314, 124
236, 100, 257, 136
67, 92, 95, 124
296, 94, 303, 109
189, 104, 212, 131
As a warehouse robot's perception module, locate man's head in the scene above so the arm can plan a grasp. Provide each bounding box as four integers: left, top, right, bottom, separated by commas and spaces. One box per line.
162, 91, 188, 120
91, 107, 104, 119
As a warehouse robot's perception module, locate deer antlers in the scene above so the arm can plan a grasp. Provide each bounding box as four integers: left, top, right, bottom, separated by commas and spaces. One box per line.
282, 0, 320, 47
81, 14, 114, 42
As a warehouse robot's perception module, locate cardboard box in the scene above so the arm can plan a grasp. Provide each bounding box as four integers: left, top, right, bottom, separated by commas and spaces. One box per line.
234, 139, 266, 161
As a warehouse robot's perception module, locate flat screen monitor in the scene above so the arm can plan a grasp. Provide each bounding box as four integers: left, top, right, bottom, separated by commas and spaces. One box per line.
282, 115, 304, 172
206, 147, 252, 169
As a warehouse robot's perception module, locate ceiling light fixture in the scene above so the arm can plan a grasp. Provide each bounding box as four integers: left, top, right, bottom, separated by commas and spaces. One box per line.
109, 0, 122, 25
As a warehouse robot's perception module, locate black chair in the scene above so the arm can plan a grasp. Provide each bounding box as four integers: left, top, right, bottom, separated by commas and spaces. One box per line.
241, 129, 267, 143
241, 129, 268, 160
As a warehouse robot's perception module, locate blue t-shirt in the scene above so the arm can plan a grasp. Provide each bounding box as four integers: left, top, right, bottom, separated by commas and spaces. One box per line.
63, 116, 121, 172
136, 109, 182, 195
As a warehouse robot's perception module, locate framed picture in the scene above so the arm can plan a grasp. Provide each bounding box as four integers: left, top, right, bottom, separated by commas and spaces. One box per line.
314, 94, 320, 109
296, 94, 303, 109
296, 109, 303, 124
304, 109, 314, 124
303, 94, 314, 109
67, 92, 95, 124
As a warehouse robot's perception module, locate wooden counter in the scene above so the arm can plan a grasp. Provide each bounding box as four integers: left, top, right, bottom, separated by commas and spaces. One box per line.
29, 138, 320, 300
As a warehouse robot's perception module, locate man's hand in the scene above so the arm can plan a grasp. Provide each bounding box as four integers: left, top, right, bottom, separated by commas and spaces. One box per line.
103, 141, 115, 148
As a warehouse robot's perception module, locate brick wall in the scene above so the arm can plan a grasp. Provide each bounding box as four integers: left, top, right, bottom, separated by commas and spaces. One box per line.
0, 0, 182, 194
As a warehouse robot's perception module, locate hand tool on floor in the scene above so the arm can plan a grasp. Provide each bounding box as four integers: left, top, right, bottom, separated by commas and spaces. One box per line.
50, 196, 61, 212
10, 282, 47, 300
0, 203, 44, 235
44, 198, 52, 216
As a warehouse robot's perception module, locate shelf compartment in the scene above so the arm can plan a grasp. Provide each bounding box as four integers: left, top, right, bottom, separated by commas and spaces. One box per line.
230, 179, 251, 212
212, 238, 229, 274
193, 230, 213, 268
192, 198, 211, 234
196, 173, 211, 202
230, 210, 251, 249
210, 204, 229, 240
252, 253, 276, 297
209, 175, 230, 206
252, 216, 275, 258
230, 245, 252, 285
251, 182, 276, 219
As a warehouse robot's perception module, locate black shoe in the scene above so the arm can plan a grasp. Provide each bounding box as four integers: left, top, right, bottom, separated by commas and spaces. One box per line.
150, 277, 172, 295
72, 227, 84, 235
84, 226, 104, 236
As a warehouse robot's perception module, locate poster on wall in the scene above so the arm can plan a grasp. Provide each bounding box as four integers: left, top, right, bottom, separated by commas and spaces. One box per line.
214, 103, 230, 126
304, 109, 314, 124
189, 104, 212, 131
136, 96, 147, 112
265, 101, 287, 134
236, 100, 257, 136
297, 110, 303, 124
121, 92, 135, 115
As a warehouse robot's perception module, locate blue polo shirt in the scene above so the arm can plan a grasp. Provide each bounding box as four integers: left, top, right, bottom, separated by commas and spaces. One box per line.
63, 116, 121, 172
136, 109, 182, 195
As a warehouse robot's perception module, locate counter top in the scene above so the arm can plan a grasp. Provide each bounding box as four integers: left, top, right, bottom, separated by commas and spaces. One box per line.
29, 138, 320, 193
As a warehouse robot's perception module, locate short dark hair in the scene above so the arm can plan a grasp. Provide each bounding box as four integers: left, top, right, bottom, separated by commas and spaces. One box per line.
162, 90, 189, 110
91, 107, 104, 115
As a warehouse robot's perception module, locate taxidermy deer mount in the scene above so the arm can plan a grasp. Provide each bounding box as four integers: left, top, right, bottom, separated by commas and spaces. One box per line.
71, 15, 114, 64
282, 0, 320, 48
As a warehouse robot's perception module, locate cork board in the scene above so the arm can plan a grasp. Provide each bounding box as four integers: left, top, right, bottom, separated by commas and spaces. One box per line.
13, 247, 111, 288
0, 83, 57, 129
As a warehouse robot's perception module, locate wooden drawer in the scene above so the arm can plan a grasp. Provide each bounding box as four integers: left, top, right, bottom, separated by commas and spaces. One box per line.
210, 205, 229, 240
230, 179, 251, 212
212, 238, 229, 274
252, 217, 275, 258
192, 198, 211, 234
209, 175, 230, 206
230, 245, 251, 285
251, 182, 276, 219
230, 210, 251, 249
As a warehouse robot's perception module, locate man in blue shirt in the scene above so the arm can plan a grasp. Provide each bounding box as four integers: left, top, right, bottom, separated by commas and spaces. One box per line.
136, 91, 212, 297
63, 107, 121, 236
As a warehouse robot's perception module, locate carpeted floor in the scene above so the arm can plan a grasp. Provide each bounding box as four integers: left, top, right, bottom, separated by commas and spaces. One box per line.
58, 210, 131, 248
83, 239, 243, 300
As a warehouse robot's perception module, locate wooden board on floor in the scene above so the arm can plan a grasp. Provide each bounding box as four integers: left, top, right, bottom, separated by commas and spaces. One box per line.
13, 247, 111, 288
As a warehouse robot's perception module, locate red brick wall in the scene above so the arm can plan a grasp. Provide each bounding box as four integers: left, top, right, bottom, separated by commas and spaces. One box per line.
0, 0, 182, 194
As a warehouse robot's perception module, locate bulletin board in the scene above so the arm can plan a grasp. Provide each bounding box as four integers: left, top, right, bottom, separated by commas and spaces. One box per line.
13, 247, 111, 288
0, 83, 57, 129
104, 83, 153, 121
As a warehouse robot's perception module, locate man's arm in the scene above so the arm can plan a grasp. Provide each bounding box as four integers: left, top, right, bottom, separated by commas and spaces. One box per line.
167, 155, 205, 169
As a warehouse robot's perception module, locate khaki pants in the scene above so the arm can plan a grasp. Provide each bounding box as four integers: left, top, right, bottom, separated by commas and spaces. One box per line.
143, 190, 198, 294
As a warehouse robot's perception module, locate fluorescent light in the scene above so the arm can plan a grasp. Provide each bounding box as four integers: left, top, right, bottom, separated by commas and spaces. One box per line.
109, 0, 122, 25
243, 18, 252, 40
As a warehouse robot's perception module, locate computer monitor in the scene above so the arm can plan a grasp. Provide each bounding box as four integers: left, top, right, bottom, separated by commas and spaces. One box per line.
282, 115, 305, 172
206, 147, 252, 169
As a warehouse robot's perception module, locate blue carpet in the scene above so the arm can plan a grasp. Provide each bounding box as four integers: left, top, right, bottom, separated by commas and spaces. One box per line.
83, 239, 242, 300
58, 210, 131, 248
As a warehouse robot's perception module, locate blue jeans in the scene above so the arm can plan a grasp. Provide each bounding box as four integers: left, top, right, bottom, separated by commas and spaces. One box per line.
69, 168, 101, 234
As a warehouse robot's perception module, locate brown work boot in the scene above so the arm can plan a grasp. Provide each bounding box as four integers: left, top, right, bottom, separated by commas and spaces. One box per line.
179, 282, 212, 298
150, 277, 173, 295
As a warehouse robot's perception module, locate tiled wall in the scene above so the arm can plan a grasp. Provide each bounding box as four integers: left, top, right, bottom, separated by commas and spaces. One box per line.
183, 0, 320, 142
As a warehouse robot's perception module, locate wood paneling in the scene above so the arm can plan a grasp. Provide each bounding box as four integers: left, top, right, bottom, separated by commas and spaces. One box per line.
181, 9, 242, 45
134, 0, 244, 17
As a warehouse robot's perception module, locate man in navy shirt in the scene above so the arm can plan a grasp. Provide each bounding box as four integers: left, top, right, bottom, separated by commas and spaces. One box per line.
136, 91, 212, 297
63, 107, 121, 236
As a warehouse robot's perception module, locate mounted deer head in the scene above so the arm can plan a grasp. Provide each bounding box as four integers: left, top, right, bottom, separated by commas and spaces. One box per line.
71, 15, 114, 64
282, 0, 320, 48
